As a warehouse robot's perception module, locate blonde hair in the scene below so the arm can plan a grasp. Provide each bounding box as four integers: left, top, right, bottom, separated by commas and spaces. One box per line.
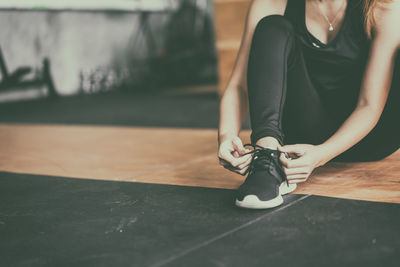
363, 0, 393, 38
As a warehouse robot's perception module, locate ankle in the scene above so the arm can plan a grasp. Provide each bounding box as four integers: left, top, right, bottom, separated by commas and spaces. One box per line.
255, 137, 281, 150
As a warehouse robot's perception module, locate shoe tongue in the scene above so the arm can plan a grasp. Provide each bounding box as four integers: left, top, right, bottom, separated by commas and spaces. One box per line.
253, 150, 278, 169
249, 148, 287, 183
256, 148, 280, 158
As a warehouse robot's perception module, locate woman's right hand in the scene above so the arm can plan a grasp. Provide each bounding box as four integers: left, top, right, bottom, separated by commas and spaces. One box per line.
218, 136, 253, 175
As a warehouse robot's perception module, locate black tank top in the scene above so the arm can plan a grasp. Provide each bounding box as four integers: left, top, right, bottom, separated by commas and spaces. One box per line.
284, 0, 371, 95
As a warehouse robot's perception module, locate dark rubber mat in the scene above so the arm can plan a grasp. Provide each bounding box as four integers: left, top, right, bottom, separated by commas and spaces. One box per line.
170, 196, 400, 267
0, 91, 254, 129
1, 172, 399, 267
0, 172, 300, 267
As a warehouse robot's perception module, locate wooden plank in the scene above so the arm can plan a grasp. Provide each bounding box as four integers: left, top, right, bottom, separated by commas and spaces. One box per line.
1, 124, 399, 204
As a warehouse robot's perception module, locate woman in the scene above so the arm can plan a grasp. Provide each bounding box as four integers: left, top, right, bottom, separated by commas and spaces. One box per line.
217, 0, 400, 209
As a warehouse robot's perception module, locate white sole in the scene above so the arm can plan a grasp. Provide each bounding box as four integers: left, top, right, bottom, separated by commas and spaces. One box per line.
235, 182, 297, 209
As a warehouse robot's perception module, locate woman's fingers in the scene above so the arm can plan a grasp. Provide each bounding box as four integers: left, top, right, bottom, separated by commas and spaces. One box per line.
220, 153, 252, 173
218, 136, 251, 171
222, 162, 248, 175
288, 178, 307, 184
237, 165, 250, 175
232, 136, 247, 155
280, 153, 308, 168
232, 150, 240, 158
219, 150, 251, 169
280, 153, 291, 167
219, 149, 248, 167
277, 144, 317, 183
280, 152, 308, 168
219, 156, 238, 169
284, 167, 310, 176
219, 149, 237, 165
278, 144, 306, 155
286, 173, 308, 179
286, 171, 312, 184
237, 154, 252, 169
283, 155, 311, 168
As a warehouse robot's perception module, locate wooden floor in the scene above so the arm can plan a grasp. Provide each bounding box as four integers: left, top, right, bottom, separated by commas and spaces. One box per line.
1, 123, 399, 203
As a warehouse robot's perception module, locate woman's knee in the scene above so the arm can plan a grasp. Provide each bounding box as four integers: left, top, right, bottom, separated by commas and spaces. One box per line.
368, 145, 399, 162
333, 143, 399, 162
253, 14, 295, 38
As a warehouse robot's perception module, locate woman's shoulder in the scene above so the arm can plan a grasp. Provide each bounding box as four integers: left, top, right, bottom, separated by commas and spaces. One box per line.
248, 0, 287, 19
372, 0, 400, 36
251, 0, 287, 9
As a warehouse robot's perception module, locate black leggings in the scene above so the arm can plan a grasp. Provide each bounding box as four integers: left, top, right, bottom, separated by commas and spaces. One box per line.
247, 15, 400, 162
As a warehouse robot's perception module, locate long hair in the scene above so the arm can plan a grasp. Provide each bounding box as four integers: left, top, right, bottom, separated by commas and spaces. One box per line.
363, 0, 393, 38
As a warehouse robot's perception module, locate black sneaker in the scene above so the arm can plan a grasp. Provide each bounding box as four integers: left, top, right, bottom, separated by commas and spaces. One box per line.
235, 144, 296, 209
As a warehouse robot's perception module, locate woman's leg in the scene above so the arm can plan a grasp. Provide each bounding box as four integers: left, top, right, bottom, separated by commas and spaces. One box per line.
247, 15, 399, 162
247, 15, 336, 147
238, 15, 335, 209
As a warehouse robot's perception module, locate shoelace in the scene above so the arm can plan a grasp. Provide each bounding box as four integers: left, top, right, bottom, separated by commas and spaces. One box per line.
242, 143, 289, 185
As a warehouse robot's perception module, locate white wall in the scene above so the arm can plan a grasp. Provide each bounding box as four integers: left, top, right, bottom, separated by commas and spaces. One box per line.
0, 0, 215, 96
0, 11, 170, 95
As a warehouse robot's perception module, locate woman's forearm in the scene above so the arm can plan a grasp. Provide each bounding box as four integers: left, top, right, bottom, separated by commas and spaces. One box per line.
218, 86, 249, 145
315, 17, 400, 166
316, 104, 382, 166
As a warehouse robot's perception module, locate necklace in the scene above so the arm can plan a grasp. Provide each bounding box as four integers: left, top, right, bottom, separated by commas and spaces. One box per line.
314, 0, 346, 31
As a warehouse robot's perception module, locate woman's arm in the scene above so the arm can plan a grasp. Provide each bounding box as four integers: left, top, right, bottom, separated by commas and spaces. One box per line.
218, 0, 285, 174
314, 1, 400, 166
279, 1, 400, 181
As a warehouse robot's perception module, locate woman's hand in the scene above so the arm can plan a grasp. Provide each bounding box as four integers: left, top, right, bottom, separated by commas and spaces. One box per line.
218, 136, 252, 175
277, 144, 325, 184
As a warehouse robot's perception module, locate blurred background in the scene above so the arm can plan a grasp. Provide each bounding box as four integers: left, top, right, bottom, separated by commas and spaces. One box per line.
0, 0, 254, 128
0, 0, 219, 100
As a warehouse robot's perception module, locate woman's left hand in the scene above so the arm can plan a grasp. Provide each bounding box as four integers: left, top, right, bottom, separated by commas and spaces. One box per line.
277, 144, 324, 184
